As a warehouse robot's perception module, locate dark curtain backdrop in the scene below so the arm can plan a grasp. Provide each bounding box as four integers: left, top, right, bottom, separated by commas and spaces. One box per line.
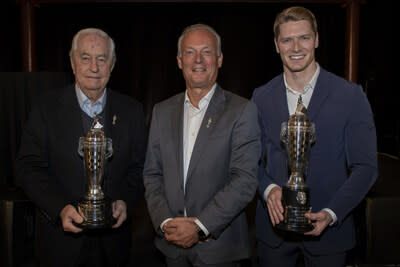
0, 1, 21, 72
0, 1, 395, 184
359, 1, 397, 157
34, 2, 345, 121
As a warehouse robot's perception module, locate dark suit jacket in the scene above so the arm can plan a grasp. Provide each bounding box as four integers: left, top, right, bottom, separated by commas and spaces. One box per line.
16, 85, 147, 267
252, 67, 378, 255
143, 85, 261, 264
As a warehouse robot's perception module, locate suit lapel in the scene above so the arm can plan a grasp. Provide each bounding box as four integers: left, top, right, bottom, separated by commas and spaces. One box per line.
186, 86, 225, 182
170, 94, 185, 187
103, 90, 118, 148
307, 68, 330, 122
267, 76, 290, 149
102, 90, 121, 190
57, 86, 85, 187
58, 85, 84, 150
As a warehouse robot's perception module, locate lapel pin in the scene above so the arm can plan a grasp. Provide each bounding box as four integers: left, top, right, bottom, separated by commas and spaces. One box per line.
112, 115, 117, 125
206, 118, 212, 128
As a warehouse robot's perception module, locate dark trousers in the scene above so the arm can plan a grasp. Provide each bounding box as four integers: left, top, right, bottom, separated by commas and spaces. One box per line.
165, 249, 241, 267
257, 240, 346, 267
74, 227, 130, 267
76, 236, 108, 267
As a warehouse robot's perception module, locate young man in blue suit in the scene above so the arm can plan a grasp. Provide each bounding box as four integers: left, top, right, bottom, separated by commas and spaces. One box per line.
252, 6, 378, 267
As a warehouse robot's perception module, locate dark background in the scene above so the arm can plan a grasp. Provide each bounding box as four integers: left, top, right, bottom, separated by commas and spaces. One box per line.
0, 0, 396, 266
1, 0, 395, 160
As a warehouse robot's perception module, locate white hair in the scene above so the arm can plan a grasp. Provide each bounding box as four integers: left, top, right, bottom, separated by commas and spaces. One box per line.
69, 28, 116, 65
177, 24, 222, 57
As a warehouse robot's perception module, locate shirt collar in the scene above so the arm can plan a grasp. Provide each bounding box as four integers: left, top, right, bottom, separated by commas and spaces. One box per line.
75, 85, 107, 111
184, 83, 217, 110
284, 62, 320, 95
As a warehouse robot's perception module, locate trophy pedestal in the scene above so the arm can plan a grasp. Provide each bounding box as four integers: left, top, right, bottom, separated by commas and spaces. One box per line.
276, 186, 314, 233
75, 196, 115, 229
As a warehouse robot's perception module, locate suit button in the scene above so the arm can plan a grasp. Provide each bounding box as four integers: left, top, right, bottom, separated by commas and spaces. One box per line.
178, 210, 183, 215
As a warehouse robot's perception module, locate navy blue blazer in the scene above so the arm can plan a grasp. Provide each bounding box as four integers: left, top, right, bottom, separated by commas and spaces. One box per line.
17, 86, 147, 266
252, 67, 378, 254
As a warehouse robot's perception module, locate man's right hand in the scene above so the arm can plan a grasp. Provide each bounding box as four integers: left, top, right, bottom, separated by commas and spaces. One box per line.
266, 186, 284, 226
163, 217, 199, 248
60, 204, 84, 233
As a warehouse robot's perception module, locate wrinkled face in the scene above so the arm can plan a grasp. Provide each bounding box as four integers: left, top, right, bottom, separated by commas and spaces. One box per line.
70, 33, 114, 96
177, 29, 223, 91
275, 20, 318, 73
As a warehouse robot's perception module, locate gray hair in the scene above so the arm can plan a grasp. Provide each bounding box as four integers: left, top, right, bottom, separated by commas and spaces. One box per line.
177, 24, 222, 57
69, 28, 116, 65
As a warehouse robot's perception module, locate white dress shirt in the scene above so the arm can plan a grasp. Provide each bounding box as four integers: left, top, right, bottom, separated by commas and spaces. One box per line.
183, 85, 216, 192
160, 84, 216, 235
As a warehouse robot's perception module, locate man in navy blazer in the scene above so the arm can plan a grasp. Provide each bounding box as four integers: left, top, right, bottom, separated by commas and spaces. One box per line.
17, 28, 147, 267
252, 6, 378, 267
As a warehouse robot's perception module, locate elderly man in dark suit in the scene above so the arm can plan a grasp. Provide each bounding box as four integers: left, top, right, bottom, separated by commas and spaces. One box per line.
17, 28, 147, 267
143, 24, 261, 266
252, 6, 378, 267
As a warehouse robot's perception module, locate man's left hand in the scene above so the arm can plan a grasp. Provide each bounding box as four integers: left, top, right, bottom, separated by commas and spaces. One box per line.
112, 200, 127, 228
303, 210, 332, 236
164, 217, 199, 248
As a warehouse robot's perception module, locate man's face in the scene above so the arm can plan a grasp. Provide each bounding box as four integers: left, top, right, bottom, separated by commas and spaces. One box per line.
274, 20, 318, 74
177, 29, 223, 91
70, 33, 114, 97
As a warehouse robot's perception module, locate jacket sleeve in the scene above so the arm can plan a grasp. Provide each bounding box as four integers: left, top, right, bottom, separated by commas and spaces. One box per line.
251, 88, 277, 199
120, 102, 148, 218
328, 85, 378, 224
197, 101, 261, 238
16, 100, 69, 223
143, 104, 174, 232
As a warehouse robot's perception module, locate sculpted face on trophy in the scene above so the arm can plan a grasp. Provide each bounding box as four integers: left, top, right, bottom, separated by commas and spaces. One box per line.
76, 115, 114, 229
277, 96, 316, 232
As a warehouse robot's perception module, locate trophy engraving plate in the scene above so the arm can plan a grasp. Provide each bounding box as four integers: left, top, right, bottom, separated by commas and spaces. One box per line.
296, 191, 307, 205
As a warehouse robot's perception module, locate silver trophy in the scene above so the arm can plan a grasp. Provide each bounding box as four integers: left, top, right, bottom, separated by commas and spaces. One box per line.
277, 97, 315, 232
76, 116, 114, 229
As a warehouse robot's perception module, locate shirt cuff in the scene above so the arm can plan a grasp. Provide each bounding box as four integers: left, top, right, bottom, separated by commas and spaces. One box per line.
160, 218, 172, 232
194, 218, 209, 236
322, 208, 337, 226
264, 184, 279, 202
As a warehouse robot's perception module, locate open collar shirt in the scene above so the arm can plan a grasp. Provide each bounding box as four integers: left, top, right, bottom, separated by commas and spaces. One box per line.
75, 85, 107, 118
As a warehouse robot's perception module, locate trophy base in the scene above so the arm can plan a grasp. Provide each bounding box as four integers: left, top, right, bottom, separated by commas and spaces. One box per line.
276, 221, 314, 233
278, 186, 313, 233
75, 216, 116, 230
74, 196, 115, 229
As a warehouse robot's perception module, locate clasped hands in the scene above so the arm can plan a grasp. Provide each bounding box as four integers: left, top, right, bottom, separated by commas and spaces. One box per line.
162, 217, 202, 248
59, 200, 127, 233
266, 186, 332, 236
